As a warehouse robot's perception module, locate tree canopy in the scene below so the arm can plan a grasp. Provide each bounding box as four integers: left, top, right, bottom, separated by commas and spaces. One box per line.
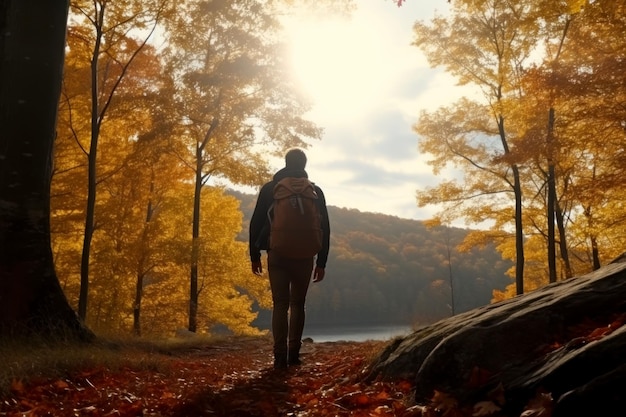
412, 0, 626, 295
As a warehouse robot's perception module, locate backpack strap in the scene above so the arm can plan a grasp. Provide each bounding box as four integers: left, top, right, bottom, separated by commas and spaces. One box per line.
267, 202, 275, 225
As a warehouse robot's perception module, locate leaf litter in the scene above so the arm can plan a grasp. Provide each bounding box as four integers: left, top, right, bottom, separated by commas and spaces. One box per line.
1, 338, 417, 416
3, 312, 617, 417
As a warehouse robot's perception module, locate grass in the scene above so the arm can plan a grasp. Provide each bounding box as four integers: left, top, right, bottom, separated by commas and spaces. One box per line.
0, 333, 380, 398
0, 333, 238, 397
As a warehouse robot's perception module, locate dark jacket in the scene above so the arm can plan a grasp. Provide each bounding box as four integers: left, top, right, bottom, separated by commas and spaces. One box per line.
249, 167, 330, 268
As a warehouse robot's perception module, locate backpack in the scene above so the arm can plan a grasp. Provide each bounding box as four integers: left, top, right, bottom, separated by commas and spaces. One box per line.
268, 177, 323, 259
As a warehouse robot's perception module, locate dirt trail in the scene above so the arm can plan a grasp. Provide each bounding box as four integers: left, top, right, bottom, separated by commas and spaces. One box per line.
1, 338, 417, 416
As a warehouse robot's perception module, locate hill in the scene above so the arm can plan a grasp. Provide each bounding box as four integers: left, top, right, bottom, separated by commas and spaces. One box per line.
230, 190, 512, 329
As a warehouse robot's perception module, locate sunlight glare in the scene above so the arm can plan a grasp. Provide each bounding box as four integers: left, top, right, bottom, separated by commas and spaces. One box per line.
287, 15, 387, 120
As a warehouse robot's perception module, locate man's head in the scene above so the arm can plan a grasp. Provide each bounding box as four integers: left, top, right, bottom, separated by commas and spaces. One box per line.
285, 148, 307, 170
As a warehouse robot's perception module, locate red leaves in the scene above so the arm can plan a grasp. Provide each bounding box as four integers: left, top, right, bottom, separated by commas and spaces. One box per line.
6, 314, 615, 417
540, 312, 626, 353
9, 379, 25, 394
0, 339, 415, 416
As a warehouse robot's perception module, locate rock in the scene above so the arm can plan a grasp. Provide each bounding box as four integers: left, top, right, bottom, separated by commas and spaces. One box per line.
366, 259, 626, 416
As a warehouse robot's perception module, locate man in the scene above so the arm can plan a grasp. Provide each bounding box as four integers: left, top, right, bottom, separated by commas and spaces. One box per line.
249, 148, 330, 370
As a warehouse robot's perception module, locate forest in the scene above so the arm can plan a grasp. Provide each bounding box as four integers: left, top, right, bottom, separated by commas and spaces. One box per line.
1, 0, 626, 345
410, 0, 626, 298
39, 0, 513, 339
235, 191, 512, 329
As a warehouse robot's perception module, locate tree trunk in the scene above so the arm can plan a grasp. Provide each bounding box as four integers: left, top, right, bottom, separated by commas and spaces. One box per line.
512, 165, 524, 294
547, 107, 557, 283
133, 180, 155, 337
0, 0, 92, 340
591, 235, 601, 270
584, 204, 602, 270
188, 148, 203, 333
496, 114, 524, 294
555, 199, 573, 278
78, 3, 106, 320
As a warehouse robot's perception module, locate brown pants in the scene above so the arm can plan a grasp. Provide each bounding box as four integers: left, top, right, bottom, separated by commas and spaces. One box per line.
267, 252, 314, 359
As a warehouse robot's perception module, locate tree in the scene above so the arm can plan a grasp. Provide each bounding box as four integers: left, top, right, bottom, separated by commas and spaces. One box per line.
162, 0, 321, 332
413, 0, 537, 294
67, 0, 168, 321
0, 0, 91, 339
418, 0, 626, 300
52, 0, 327, 337
556, 0, 626, 269
54, 37, 182, 335
514, 0, 582, 283
507, 0, 626, 285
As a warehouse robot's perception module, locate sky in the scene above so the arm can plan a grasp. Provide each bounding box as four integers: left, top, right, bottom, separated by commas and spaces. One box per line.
239, 0, 476, 221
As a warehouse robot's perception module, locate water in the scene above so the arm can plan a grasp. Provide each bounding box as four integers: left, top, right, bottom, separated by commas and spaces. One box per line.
302, 324, 412, 343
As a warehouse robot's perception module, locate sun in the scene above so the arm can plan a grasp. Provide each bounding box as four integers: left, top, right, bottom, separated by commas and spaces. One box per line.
285, 14, 388, 121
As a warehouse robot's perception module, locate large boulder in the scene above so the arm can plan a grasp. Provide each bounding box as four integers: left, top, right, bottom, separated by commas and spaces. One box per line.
366, 257, 626, 416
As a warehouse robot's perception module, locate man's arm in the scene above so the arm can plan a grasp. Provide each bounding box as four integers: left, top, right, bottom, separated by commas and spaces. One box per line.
315, 185, 330, 269
249, 182, 273, 265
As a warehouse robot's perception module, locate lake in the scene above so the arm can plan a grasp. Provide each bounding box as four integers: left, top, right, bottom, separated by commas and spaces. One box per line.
302, 324, 413, 343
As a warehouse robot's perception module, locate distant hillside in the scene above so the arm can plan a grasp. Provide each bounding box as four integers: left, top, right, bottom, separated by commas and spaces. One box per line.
228, 189, 512, 329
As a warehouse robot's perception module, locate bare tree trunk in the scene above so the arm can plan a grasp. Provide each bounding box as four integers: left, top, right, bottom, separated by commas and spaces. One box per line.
584, 204, 602, 271
78, 3, 106, 320
512, 166, 524, 294
188, 148, 203, 333
133, 179, 156, 336
591, 236, 601, 271
555, 199, 573, 278
444, 227, 455, 316
496, 115, 525, 294
547, 107, 557, 283
0, 0, 92, 340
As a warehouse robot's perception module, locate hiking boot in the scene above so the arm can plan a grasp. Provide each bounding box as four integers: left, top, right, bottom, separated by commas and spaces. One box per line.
274, 354, 288, 370
288, 351, 301, 366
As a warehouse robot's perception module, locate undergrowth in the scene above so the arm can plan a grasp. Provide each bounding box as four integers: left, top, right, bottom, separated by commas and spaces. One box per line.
0, 333, 254, 397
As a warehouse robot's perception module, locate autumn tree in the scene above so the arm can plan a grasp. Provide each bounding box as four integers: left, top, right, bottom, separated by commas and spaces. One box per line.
153, 187, 272, 336
123, 105, 183, 336
48, 0, 343, 337
507, 0, 586, 283
0, 0, 91, 339
554, 0, 626, 269
83, 182, 272, 337
53, 30, 175, 333
63, 0, 169, 321
412, 0, 539, 294
414, 0, 626, 300
162, 0, 321, 332
494, 0, 626, 296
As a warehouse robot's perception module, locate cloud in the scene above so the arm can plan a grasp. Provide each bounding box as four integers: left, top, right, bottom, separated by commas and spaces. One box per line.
231, 0, 466, 222
304, 105, 440, 222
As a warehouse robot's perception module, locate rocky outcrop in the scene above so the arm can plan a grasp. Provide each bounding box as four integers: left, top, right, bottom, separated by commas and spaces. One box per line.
367, 257, 626, 416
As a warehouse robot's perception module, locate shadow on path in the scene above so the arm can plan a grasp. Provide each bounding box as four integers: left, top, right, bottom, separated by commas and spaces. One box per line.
172, 364, 299, 416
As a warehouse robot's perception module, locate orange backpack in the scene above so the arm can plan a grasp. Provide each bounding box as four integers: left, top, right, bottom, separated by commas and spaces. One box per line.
268, 177, 323, 259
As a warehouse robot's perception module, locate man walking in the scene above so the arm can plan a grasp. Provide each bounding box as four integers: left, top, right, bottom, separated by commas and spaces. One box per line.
249, 148, 330, 370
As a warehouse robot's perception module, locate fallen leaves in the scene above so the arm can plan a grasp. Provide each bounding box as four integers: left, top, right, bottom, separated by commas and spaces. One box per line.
2, 331, 599, 417
520, 392, 553, 417
0, 339, 415, 416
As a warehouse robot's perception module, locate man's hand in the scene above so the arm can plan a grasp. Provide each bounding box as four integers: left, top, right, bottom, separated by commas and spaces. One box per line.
252, 261, 263, 276
312, 266, 325, 283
